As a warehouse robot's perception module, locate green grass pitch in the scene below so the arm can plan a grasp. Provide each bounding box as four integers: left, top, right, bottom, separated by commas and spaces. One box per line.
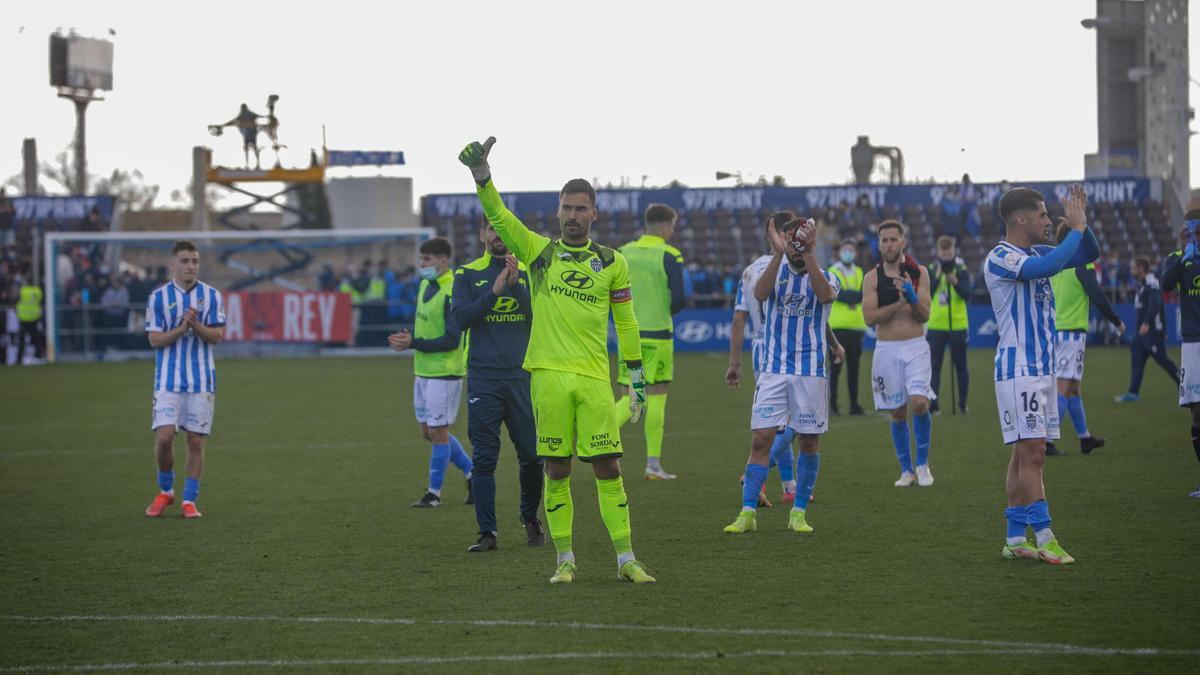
1, 348, 1197, 673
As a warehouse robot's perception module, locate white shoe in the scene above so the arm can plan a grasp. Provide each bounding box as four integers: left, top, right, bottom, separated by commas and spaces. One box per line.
644, 466, 677, 481
894, 471, 916, 487
1188, 487, 1200, 498
916, 464, 934, 487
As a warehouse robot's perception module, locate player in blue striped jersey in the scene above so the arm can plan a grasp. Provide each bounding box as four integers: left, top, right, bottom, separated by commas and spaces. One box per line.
728, 217, 795, 505
724, 215, 838, 535
143, 240, 226, 519
986, 186, 1099, 564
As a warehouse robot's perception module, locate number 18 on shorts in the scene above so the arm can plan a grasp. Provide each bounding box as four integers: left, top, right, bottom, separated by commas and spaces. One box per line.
994, 375, 1060, 444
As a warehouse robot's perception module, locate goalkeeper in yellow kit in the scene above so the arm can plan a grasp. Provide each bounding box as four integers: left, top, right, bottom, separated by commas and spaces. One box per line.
460, 137, 655, 584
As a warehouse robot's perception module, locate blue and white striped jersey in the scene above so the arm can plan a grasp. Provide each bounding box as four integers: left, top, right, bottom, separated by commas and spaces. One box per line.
144, 280, 225, 393
734, 254, 773, 373
1054, 330, 1086, 345
761, 263, 840, 377
985, 242, 1057, 381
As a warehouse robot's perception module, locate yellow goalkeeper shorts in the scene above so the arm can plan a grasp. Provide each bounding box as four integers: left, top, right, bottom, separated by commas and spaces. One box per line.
530, 368, 623, 462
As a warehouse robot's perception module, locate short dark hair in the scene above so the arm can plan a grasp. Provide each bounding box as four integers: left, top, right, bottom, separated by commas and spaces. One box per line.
419, 237, 453, 258
877, 220, 905, 237
644, 203, 677, 226
1133, 256, 1151, 273
171, 240, 198, 256
1185, 209, 1200, 221
998, 188, 1044, 222
840, 238, 857, 248
560, 178, 596, 207
766, 210, 796, 236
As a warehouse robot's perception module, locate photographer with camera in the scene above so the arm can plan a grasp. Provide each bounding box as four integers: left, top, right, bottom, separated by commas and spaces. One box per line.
926, 236, 973, 415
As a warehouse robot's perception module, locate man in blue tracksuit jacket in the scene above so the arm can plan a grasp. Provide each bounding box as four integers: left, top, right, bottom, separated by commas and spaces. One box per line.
451, 221, 543, 552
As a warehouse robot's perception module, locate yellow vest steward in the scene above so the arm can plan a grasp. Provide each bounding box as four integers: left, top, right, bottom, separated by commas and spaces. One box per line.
17, 285, 43, 322
828, 265, 866, 331
927, 268, 968, 331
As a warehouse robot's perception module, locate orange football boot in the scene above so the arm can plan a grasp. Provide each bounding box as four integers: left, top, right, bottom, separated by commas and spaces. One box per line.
181, 502, 202, 519
145, 492, 174, 517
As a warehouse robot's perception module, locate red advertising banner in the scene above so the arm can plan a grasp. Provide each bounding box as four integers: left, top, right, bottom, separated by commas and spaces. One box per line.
223, 292, 352, 343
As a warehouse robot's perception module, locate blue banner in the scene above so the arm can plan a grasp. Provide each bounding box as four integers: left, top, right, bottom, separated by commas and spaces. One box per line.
423, 178, 1156, 223
9, 195, 116, 225
614, 303, 1178, 353
328, 150, 406, 167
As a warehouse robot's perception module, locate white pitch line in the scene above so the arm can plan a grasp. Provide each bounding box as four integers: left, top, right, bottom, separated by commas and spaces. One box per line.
1, 648, 1196, 673
3, 614, 1198, 657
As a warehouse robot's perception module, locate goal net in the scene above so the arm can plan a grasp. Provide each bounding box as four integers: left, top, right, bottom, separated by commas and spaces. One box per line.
42, 227, 434, 362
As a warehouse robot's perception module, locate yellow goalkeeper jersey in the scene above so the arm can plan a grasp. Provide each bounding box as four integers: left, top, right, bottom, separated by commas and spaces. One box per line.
476, 180, 641, 382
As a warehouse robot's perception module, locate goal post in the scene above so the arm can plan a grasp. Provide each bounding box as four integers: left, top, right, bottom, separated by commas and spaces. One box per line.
42, 227, 435, 363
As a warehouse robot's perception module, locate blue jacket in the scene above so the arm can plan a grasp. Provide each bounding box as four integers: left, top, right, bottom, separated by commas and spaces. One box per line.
451, 253, 532, 379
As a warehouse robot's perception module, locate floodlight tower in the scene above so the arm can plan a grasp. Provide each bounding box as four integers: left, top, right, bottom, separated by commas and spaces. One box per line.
49, 30, 114, 194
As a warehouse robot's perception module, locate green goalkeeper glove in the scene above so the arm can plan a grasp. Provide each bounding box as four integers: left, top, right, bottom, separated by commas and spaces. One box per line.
458, 136, 496, 184
627, 360, 647, 423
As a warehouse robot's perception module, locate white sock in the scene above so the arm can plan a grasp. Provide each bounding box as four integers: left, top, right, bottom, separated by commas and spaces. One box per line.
464, 471, 472, 480
428, 488, 442, 497
1006, 536, 1027, 547
741, 506, 756, 514
1079, 433, 1091, 439
783, 479, 797, 494
616, 552, 636, 568
646, 457, 661, 471
1035, 528, 1055, 547
557, 551, 576, 565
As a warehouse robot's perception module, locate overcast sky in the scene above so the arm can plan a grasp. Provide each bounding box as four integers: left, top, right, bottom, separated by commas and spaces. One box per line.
2, 0, 1196, 205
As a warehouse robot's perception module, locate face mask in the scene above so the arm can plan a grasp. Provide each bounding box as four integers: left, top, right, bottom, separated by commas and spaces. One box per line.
417, 266, 438, 281
839, 250, 855, 265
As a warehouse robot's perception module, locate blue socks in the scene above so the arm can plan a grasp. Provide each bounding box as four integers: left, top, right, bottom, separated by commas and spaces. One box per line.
1004, 506, 1027, 541
742, 463, 768, 509
429, 442, 451, 493
448, 435, 473, 477
183, 477, 200, 503
770, 428, 796, 482
913, 412, 932, 467
794, 453, 820, 510
1026, 500, 1052, 532
1062, 395, 1089, 437
890, 420, 913, 473
157, 470, 174, 493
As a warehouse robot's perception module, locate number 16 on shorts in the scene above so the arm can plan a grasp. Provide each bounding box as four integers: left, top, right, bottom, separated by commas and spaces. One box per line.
994, 375, 1060, 444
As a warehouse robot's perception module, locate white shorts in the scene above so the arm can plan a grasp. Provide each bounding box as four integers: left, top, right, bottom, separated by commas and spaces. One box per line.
871, 336, 936, 410
414, 376, 462, 427
1179, 342, 1200, 406
1054, 332, 1086, 381
994, 375, 1061, 444
152, 391, 215, 435
751, 372, 829, 435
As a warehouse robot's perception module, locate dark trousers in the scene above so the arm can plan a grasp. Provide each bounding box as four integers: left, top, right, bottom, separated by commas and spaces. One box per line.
1128, 332, 1179, 394
927, 329, 969, 410
18, 320, 45, 361
829, 329, 864, 411
467, 376, 543, 535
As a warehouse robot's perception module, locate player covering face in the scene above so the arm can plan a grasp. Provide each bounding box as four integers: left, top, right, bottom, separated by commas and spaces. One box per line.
724, 216, 840, 536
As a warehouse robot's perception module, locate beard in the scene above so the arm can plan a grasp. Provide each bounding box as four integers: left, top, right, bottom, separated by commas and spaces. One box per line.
883, 249, 902, 264
488, 241, 509, 256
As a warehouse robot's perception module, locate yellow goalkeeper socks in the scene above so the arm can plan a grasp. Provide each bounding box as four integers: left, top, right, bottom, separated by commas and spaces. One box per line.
645, 393, 667, 458
596, 477, 633, 562
543, 475, 573, 555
